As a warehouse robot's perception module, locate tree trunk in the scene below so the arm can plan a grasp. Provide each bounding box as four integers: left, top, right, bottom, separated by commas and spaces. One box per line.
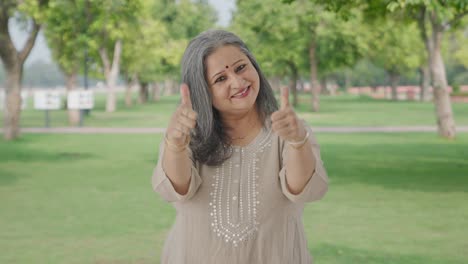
288, 61, 298, 107
419, 65, 431, 101
418, 8, 455, 138
124, 80, 133, 108
0, 15, 40, 140
389, 71, 400, 101
152, 82, 160, 102
65, 72, 80, 126
329, 79, 338, 96
3, 66, 22, 139
430, 27, 456, 139
309, 39, 320, 112
99, 39, 122, 113
125, 74, 137, 107
344, 69, 351, 92
139, 82, 149, 104
320, 77, 327, 95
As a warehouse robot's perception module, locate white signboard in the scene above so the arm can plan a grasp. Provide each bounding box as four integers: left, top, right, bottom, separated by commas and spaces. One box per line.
0, 90, 28, 110
21, 91, 28, 109
34, 90, 62, 110
67, 90, 94, 110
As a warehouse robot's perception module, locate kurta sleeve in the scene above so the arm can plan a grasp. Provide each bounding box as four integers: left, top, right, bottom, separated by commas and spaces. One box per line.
151, 140, 202, 203
279, 124, 329, 204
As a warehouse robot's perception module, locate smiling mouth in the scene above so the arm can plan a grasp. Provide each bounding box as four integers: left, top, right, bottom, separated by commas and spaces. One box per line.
231, 86, 250, 98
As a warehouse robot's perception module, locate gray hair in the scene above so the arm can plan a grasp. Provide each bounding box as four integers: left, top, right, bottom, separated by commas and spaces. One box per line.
181, 29, 278, 166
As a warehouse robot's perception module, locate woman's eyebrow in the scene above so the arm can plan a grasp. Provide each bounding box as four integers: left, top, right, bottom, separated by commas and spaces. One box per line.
211, 59, 245, 81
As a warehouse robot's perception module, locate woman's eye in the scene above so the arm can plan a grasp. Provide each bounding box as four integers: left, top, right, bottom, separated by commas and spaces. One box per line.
215, 76, 226, 83
235, 64, 246, 73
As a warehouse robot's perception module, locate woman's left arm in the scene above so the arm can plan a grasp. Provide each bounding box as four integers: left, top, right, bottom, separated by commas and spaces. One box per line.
271, 87, 326, 196
283, 133, 316, 194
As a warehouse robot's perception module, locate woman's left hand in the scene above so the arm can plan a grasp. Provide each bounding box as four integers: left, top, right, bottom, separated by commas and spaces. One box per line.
271, 87, 307, 142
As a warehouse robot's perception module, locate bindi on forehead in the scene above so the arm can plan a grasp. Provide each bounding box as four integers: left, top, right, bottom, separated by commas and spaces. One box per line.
225, 65, 229, 69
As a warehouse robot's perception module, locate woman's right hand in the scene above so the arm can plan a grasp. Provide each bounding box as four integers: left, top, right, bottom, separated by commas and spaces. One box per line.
166, 83, 198, 149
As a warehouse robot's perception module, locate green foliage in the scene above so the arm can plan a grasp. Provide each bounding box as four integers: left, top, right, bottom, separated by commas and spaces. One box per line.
44, 0, 87, 75
17, 0, 50, 23
314, 9, 368, 76
120, 0, 171, 82
232, 0, 366, 80
155, 0, 217, 78
121, 0, 217, 82
451, 24, 468, 68
366, 19, 423, 77
348, 59, 388, 87
231, 0, 304, 77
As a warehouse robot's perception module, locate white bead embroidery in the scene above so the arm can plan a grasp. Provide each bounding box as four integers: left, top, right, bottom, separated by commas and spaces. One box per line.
209, 129, 272, 246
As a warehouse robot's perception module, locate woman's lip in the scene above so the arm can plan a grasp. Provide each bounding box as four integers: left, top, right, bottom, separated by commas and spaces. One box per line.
231, 86, 250, 98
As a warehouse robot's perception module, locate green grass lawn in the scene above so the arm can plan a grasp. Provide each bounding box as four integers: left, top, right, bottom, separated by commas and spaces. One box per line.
1, 133, 467, 264
4, 92, 468, 128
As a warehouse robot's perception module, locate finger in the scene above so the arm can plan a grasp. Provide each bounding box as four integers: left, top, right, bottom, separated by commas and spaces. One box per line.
281, 86, 289, 110
178, 115, 197, 129
274, 127, 293, 139
167, 128, 184, 141
174, 123, 190, 135
180, 83, 192, 108
179, 106, 198, 120
271, 110, 288, 122
271, 118, 290, 131
275, 126, 296, 139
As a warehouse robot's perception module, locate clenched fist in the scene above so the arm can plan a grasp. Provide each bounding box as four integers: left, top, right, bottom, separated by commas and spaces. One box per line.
166, 84, 198, 150
271, 87, 307, 144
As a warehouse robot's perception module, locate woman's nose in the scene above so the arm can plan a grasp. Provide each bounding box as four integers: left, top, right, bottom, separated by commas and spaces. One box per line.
228, 74, 244, 89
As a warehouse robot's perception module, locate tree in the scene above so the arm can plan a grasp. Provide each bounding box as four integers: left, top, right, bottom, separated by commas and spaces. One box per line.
366, 19, 422, 100
85, 0, 141, 113
120, 0, 169, 105
233, 0, 366, 110
311, 0, 467, 138
0, 0, 49, 140
44, 0, 88, 125
232, 0, 307, 107
157, 0, 217, 94
387, 0, 468, 139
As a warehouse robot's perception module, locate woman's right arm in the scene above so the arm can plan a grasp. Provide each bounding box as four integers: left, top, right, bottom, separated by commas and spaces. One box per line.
162, 84, 198, 195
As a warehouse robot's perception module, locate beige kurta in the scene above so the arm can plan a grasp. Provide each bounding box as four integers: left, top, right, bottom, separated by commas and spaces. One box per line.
152, 124, 328, 264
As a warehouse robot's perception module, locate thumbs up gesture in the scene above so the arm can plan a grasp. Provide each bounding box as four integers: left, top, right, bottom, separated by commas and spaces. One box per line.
271, 87, 306, 142
166, 83, 198, 150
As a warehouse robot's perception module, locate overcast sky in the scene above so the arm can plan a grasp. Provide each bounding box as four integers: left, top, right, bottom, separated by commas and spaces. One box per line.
10, 0, 235, 66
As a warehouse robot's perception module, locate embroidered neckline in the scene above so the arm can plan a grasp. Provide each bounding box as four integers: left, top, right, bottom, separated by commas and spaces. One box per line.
210, 126, 272, 247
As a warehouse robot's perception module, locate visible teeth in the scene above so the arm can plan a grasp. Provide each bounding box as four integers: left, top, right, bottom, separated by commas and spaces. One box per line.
234, 87, 248, 97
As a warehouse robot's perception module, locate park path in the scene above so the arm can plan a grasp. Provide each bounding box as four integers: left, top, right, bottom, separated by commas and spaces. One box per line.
8, 125, 468, 134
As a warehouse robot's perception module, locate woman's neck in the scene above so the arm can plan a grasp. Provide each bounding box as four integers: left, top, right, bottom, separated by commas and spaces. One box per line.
221, 108, 262, 146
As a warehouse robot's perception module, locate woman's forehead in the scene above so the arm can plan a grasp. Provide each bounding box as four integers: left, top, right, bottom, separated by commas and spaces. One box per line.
206, 46, 247, 71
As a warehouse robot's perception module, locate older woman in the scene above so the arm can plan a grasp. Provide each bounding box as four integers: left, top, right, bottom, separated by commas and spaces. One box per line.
152, 29, 328, 264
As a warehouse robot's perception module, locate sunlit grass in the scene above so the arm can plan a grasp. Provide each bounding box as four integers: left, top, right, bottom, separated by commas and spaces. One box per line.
1, 133, 467, 263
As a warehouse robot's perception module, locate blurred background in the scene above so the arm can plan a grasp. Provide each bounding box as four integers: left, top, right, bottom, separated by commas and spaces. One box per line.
1, 0, 467, 263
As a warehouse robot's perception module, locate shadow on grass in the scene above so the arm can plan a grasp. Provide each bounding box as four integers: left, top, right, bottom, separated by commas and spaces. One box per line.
0, 142, 95, 185
0, 136, 95, 165
313, 243, 462, 264
322, 140, 468, 193
0, 168, 21, 186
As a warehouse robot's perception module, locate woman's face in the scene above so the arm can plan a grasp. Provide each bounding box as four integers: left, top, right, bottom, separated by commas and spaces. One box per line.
205, 45, 260, 116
